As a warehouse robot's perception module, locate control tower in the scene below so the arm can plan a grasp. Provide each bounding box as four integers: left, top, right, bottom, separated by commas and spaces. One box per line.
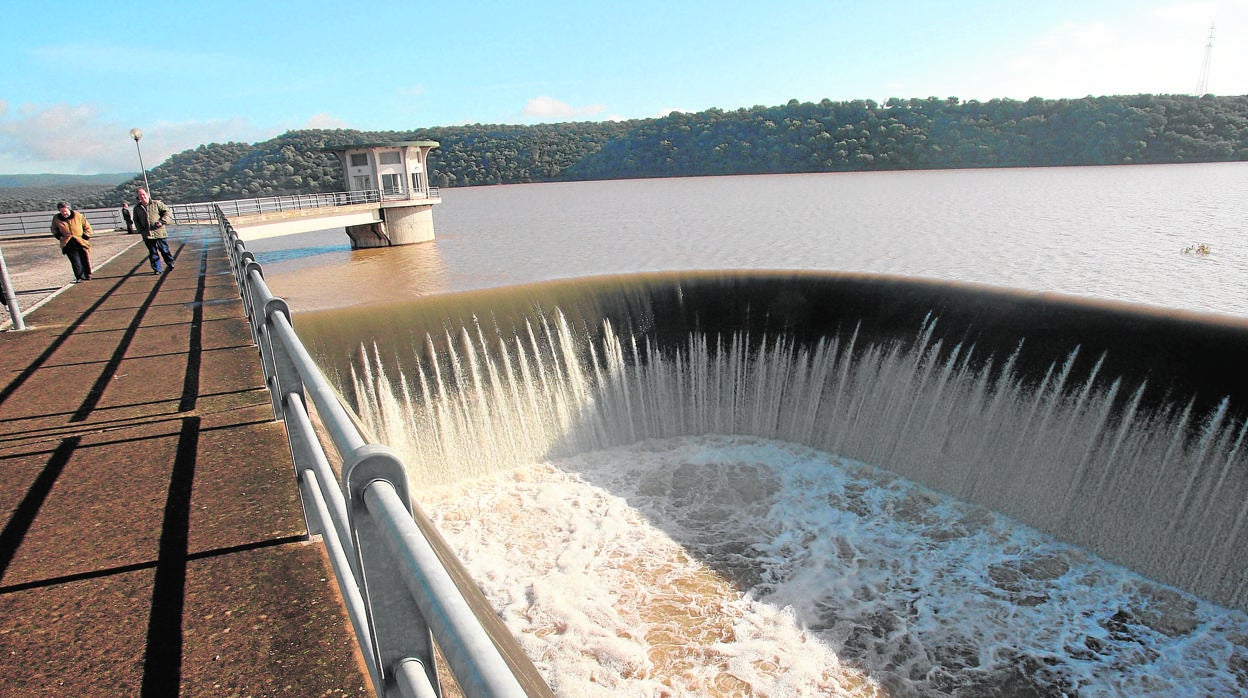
325, 141, 441, 248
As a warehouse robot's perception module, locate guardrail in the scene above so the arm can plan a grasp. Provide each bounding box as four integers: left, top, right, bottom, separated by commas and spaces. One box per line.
174, 188, 441, 224
3, 188, 444, 235
0, 207, 128, 238
177, 190, 383, 223
216, 206, 548, 698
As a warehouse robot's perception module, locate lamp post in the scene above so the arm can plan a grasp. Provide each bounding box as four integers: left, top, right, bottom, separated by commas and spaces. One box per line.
0, 244, 25, 331
130, 128, 151, 195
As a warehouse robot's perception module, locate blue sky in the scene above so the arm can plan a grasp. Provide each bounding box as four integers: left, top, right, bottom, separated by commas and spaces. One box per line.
1, 0, 1242, 174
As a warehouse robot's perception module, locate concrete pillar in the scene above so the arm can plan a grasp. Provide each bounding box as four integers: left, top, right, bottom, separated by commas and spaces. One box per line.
345, 222, 390, 249
345, 202, 436, 248
383, 203, 436, 245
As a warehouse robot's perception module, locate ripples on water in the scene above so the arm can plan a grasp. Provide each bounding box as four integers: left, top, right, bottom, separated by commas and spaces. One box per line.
423, 436, 1248, 696
253, 164, 1248, 317
257, 164, 1248, 694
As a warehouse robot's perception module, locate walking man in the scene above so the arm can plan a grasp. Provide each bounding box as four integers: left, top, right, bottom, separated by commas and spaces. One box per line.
50, 201, 93, 282
134, 187, 174, 274
121, 201, 135, 233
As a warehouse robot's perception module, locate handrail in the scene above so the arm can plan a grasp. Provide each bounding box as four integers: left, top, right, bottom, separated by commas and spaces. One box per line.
173, 188, 441, 224
214, 206, 550, 698
0, 206, 128, 238
2, 188, 444, 234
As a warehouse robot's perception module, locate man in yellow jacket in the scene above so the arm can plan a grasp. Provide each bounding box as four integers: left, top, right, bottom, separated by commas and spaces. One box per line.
50, 201, 93, 282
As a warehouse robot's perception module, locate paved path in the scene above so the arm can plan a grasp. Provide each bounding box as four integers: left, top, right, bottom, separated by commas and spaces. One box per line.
2, 230, 148, 330
0, 225, 369, 695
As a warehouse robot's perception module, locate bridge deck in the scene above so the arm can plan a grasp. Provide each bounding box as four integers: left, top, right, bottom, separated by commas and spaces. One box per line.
0, 226, 369, 695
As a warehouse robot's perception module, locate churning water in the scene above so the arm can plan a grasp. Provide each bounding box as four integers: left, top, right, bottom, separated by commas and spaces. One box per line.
269, 165, 1248, 695
328, 293, 1248, 696
421, 438, 1246, 696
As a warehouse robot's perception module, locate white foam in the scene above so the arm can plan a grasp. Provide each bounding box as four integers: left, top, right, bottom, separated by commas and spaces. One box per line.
352, 312, 1248, 608
421, 436, 1248, 696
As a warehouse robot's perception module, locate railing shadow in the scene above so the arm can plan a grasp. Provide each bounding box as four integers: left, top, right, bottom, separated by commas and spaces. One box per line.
0, 226, 252, 695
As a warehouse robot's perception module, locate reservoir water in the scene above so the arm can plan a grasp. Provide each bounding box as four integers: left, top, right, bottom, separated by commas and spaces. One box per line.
252, 163, 1247, 317
250, 164, 1248, 696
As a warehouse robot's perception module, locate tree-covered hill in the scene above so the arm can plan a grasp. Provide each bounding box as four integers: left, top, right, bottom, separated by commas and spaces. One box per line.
0, 173, 131, 188
566, 94, 1248, 178
3, 93, 1244, 212
0, 173, 134, 213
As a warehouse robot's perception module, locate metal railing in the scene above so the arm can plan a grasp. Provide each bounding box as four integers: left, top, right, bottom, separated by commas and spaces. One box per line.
216, 206, 548, 698
0, 207, 130, 238
2, 188, 443, 235
179, 190, 382, 223
174, 188, 441, 224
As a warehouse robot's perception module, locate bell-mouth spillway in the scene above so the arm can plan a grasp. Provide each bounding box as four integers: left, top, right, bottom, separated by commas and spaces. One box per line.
297, 270, 1248, 612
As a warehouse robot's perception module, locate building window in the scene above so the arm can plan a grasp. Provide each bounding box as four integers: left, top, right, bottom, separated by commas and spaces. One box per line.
350, 153, 369, 167
379, 151, 402, 165
381, 173, 403, 194
353, 175, 372, 190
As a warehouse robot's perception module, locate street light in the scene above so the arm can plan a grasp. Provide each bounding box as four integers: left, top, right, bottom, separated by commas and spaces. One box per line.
130, 128, 151, 195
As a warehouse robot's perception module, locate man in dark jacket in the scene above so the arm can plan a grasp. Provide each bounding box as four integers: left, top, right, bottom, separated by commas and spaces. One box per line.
134, 187, 175, 274
121, 201, 135, 233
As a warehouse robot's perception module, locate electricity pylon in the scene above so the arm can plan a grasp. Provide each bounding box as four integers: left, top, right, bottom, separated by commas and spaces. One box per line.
1196, 23, 1215, 95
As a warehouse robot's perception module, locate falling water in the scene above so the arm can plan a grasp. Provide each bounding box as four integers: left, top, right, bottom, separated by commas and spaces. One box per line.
305, 274, 1248, 695
348, 305, 1248, 605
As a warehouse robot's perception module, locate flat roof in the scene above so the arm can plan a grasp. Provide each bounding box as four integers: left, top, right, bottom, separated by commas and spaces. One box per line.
322, 141, 440, 153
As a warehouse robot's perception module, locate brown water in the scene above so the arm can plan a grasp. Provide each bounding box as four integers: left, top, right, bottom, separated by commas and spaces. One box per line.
248, 163, 1248, 318
249, 164, 1248, 696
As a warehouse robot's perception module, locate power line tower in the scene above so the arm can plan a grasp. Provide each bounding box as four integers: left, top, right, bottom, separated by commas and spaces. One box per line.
1196, 23, 1215, 95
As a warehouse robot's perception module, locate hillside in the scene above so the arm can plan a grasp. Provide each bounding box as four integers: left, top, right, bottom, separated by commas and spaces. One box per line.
0, 173, 136, 213
2, 93, 1245, 213
0, 173, 132, 188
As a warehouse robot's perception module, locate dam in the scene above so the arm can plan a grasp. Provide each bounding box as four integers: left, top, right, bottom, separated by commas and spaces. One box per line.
295, 271, 1248, 695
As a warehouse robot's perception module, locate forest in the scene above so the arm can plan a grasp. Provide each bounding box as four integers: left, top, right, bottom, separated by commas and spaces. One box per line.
2, 93, 1245, 213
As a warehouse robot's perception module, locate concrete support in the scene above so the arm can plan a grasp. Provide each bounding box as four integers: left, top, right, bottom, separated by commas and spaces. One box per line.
383, 203, 436, 245
347, 203, 436, 249
345, 222, 391, 249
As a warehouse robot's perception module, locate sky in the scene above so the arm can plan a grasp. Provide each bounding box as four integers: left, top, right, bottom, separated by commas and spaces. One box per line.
1, 0, 1243, 175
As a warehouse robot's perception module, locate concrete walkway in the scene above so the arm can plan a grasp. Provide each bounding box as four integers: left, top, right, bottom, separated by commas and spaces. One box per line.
1, 229, 147, 330
0, 225, 369, 695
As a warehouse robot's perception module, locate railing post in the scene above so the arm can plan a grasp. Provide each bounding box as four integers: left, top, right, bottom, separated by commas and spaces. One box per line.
344, 445, 439, 697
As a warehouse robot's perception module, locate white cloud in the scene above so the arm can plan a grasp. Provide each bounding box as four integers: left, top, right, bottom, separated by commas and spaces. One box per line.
304, 112, 349, 129
399, 84, 426, 97
0, 102, 277, 174
522, 96, 607, 120
898, 3, 1239, 103
970, 3, 1245, 99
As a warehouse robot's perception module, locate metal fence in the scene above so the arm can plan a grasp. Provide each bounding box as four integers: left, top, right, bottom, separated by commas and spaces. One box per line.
176, 188, 441, 223
216, 207, 548, 698
0, 207, 129, 238
178, 190, 384, 223
4, 188, 443, 236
